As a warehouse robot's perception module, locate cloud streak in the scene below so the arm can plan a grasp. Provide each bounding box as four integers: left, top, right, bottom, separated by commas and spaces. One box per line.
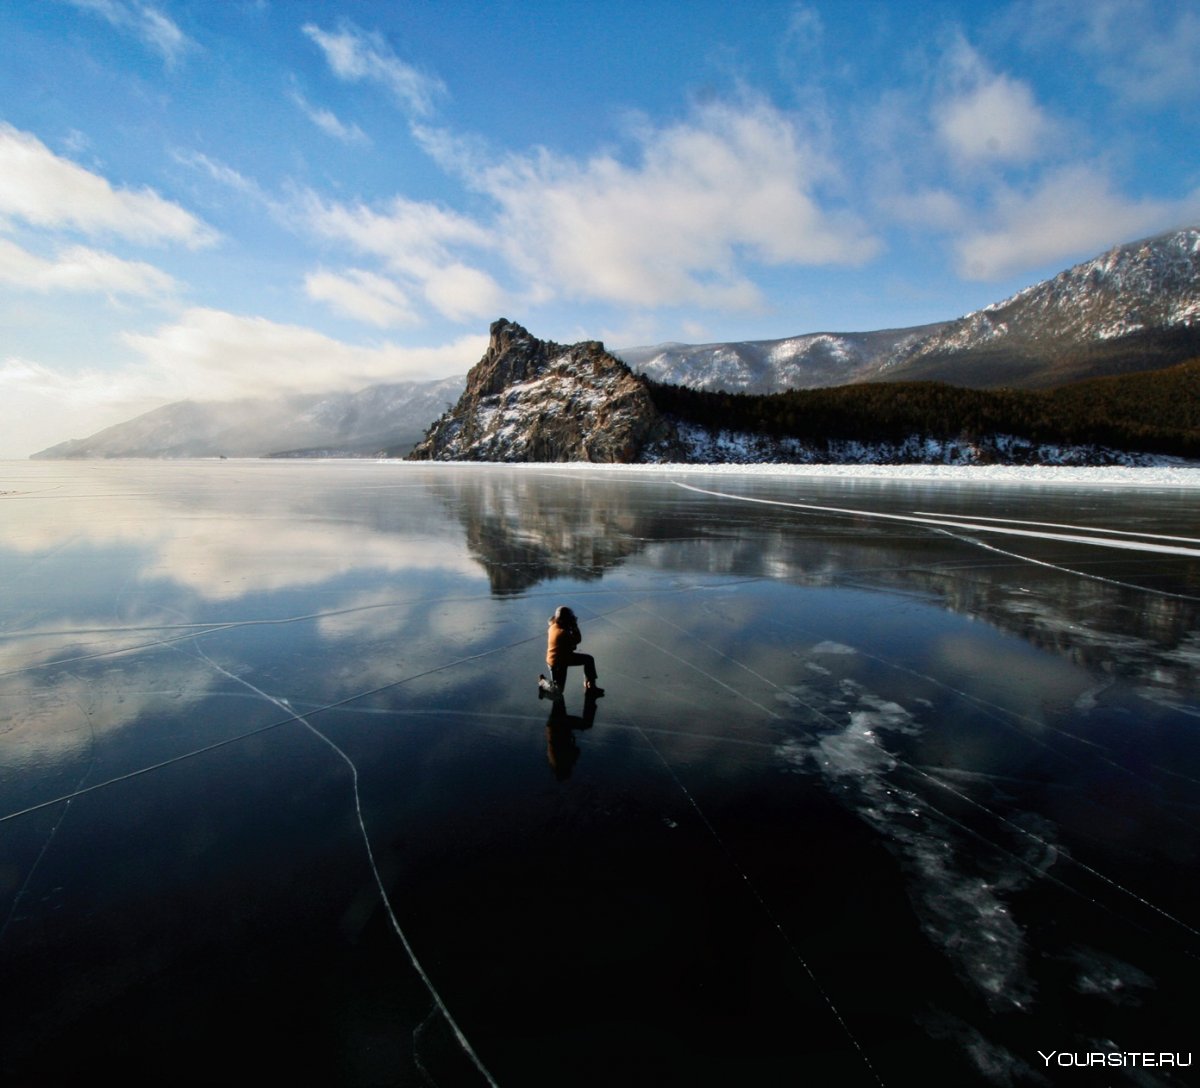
298, 190, 504, 322
122, 307, 485, 400
289, 88, 370, 146
61, 0, 192, 67
0, 124, 214, 247
302, 22, 445, 117
954, 166, 1200, 279
0, 238, 177, 297
1015, 0, 1200, 107
304, 269, 416, 328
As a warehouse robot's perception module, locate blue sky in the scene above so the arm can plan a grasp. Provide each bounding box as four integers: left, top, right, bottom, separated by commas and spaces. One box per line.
1, 0, 1198, 457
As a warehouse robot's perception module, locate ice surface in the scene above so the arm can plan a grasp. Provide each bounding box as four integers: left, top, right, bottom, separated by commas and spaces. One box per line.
1, 460, 1198, 1085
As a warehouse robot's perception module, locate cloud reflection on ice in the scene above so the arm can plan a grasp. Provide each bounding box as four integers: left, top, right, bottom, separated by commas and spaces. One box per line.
0, 462, 481, 602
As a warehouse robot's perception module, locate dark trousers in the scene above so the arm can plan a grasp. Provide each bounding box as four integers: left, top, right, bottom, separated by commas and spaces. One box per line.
552, 652, 597, 690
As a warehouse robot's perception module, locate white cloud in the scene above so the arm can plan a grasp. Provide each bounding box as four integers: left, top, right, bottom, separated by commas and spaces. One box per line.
0, 355, 138, 410
421, 263, 506, 323
0, 124, 214, 247
136, 5, 188, 65
934, 41, 1055, 167
880, 188, 967, 232
936, 77, 1052, 166
289, 88, 370, 146
301, 190, 493, 269
953, 165, 1200, 279
299, 190, 503, 321
304, 268, 416, 327
1091, 1, 1200, 105
783, 3, 825, 57
869, 28, 1200, 285
0, 238, 177, 297
473, 99, 878, 310
302, 22, 444, 117
368, 98, 877, 317
1017, 0, 1200, 107
172, 148, 263, 198
61, 0, 192, 66
122, 307, 484, 400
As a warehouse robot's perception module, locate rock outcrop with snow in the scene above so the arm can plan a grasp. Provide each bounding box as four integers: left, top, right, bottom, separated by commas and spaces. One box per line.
409, 319, 678, 462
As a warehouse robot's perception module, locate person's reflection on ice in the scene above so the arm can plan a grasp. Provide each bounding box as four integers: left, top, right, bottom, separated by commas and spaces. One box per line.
543, 689, 600, 781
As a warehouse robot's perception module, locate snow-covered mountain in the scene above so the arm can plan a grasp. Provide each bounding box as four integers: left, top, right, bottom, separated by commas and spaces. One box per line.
32, 376, 465, 459
620, 227, 1200, 392
619, 324, 951, 394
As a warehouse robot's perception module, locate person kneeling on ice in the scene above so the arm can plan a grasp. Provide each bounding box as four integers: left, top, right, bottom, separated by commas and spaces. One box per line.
541, 605, 604, 698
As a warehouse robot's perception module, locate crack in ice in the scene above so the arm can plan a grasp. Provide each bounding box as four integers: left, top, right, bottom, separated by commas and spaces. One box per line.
194, 647, 501, 1088
675, 481, 1200, 561
627, 716, 887, 1087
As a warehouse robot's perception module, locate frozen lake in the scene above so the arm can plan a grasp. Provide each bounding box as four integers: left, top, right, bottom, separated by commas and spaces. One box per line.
2, 460, 1199, 1086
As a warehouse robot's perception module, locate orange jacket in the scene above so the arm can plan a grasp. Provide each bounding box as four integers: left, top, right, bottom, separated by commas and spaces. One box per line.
546, 620, 581, 666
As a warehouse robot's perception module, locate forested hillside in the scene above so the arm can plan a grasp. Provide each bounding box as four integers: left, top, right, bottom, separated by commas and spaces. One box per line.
645, 359, 1200, 460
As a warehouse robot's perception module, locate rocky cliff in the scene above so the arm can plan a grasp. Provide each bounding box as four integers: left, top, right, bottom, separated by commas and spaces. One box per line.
409, 319, 677, 462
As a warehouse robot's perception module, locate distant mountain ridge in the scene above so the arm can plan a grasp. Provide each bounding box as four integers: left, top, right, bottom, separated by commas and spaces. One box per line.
32, 377, 465, 460
620, 227, 1200, 392
618, 324, 952, 394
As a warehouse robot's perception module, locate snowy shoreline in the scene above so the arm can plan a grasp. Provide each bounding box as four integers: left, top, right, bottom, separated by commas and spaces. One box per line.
374, 459, 1200, 489
8, 458, 1200, 489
